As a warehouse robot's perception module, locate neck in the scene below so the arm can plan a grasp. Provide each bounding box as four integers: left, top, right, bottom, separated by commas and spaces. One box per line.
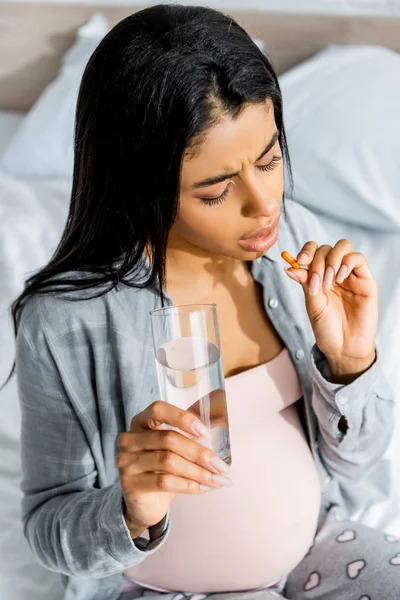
165, 233, 250, 291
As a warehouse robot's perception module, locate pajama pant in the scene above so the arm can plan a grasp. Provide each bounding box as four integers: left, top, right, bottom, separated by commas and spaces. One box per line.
119, 513, 400, 600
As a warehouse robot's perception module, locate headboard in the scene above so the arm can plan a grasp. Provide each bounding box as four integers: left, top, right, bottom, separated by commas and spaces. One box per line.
1, 3, 399, 112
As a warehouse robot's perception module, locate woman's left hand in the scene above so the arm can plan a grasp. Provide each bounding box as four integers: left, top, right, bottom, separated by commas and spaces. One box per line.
285, 239, 378, 383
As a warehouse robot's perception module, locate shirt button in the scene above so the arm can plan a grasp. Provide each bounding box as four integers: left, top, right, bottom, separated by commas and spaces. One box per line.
337, 395, 348, 407
295, 349, 305, 360
268, 297, 279, 309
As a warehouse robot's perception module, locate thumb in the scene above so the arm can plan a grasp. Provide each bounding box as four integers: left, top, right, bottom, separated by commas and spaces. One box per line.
284, 267, 323, 299
284, 267, 308, 288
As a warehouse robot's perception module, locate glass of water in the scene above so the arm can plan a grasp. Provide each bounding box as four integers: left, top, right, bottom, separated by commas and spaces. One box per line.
149, 304, 231, 466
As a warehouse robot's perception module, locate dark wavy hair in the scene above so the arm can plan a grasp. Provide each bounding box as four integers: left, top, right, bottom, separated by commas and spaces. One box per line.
12, 3, 292, 330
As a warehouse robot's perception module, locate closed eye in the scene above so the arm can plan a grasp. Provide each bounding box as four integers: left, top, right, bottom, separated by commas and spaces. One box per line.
257, 154, 282, 172
199, 154, 283, 206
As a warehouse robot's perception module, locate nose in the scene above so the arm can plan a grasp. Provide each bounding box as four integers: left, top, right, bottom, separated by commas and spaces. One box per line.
240, 176, 280, 219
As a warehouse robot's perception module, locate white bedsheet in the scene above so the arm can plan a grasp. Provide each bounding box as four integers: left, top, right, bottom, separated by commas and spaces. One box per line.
0, 376, 64, 600
0, 173, 400, 600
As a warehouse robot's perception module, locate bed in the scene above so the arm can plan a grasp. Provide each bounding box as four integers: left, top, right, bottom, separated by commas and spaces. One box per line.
0, 5, 400, 600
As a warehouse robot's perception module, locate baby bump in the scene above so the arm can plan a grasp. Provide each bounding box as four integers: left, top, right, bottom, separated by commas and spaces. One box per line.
126, 407, 321, 593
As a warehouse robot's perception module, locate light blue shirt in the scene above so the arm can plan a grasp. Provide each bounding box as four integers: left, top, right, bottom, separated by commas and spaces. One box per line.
15, 200, 394, 600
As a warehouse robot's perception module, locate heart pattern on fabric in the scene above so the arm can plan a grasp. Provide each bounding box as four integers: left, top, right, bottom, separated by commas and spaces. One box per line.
389, 553, 400, 565
336, 529, 356, 543
385, 534, 400, 543
304, 571, 321, 591
347, 559, 366, 579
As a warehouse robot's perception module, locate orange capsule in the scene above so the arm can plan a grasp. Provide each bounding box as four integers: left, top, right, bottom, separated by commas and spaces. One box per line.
281, 250, 301, 270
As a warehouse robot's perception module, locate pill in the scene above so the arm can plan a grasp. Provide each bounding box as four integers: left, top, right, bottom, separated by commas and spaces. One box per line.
281, 250, 301, 269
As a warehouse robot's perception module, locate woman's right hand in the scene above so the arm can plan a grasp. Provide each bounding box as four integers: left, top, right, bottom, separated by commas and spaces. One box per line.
117, 401, 232, 539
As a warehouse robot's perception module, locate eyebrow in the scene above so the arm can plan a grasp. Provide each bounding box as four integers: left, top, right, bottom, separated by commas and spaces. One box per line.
191, 130, 279, 190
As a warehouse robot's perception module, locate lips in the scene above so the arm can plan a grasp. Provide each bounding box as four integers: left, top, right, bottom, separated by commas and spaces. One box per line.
241, 225, 275, 240
238, 214, 280, 253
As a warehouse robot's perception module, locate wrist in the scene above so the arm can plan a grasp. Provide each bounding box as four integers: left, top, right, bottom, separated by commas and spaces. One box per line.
123, 500, 147, 540
326, 348, 376, 384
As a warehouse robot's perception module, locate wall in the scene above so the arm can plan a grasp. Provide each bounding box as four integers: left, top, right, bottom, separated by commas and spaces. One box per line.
2, 0, 400, 15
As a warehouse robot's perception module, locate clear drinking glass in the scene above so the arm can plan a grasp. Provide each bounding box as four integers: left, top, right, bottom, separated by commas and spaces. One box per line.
150, 304, 232, 465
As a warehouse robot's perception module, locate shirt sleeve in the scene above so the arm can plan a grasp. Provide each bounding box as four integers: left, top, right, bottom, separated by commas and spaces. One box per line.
16, 312, 170, 578
309, 341, 395, 481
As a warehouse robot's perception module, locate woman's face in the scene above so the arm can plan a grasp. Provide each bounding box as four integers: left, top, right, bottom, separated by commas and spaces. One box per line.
172, 99, 284, 261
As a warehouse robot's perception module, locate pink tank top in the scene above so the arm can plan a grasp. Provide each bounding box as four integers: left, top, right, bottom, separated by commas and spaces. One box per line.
123, 347, 321, 594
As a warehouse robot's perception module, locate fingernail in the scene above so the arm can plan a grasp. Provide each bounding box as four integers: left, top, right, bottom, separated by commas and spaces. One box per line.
336, 265, 348, 283
200, 485, 214, 493
285, 268, 300, 283
192, 420, 211, 440
297, 252, 308, 264
323, 266, 335, 291
212, 474, 233, 487
210, 455, 231, 474
309, 273, 320, 296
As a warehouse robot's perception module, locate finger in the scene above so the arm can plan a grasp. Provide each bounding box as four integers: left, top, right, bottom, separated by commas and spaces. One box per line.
118, 450, 232, 488
296, 241, 319, 266
125, 471, 223, 495
306, 244, 333, 296
117, 429, 231, 475
321, 239, 353, 291
129, 400, 210, 439
336, 251, 376, 289
287, 245, 332, 292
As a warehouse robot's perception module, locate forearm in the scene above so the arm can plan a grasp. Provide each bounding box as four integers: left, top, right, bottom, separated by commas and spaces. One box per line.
23, 482, 167, 578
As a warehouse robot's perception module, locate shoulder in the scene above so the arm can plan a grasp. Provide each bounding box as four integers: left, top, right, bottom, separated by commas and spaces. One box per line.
17, 271, 157, 347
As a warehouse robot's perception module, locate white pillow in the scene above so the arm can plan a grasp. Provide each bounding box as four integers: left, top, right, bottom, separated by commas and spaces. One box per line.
0, 174, 70, 389
280, 45, 400, 231
0, 14, 109, 179
0, 111, 25, 159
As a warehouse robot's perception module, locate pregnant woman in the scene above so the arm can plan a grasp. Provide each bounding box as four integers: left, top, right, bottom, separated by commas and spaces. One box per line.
12, 5, 397, 600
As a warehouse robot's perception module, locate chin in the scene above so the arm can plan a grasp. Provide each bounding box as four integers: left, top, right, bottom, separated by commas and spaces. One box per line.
223, 249, 264, 264
246, 250, 268, 261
